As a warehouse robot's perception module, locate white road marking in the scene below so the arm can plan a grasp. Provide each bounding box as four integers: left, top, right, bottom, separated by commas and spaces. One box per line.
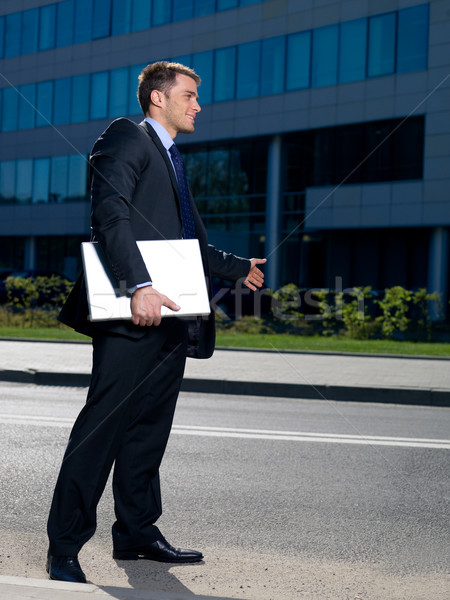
1, 414, 449, 449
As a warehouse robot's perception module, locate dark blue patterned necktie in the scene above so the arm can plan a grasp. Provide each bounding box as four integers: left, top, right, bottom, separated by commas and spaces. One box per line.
169, 143, 196, 239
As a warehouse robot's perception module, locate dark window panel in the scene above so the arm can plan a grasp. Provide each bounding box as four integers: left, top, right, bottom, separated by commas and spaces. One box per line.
397, 4, 429, 73
0, 17, 4, 59
339, 18, 367, 83
195, 0, 215, 17
16, 159, 33, 204
173, 0, 194, 22
311, 24, 338, 87
90, 71, 109, 119
22, 8, 39, 55
68, 155, 88, 201
18, 83, 36, 130
109, 67, 129, 117
368, 12, 396, 77
193, 51, 213, 104
93, 0, 112, 39
50, 156, 68, 202
112, 0, 132, 35
217, 0, 238, 9
153, 0, 172, 25
36, 81, 53, 127
214, 47, 236, 102
2, 87, 19, 132
128, 64, 146, 114
39, 4, 56, 51
237, 41, 260, 99
74, 0, 93, 43
260, 36, 285, 95
131, 0, 152, 31
286, 31, 311, 91
5, 12, 21, 58
71, 74, 90, 122
54, 77, 72, 125
56, 0, 75, 47
0, 161, 16, 203
32, 158, 50, 203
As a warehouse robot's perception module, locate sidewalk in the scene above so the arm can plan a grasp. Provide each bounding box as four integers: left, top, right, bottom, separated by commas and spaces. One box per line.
0, 575, 236, 600
0, 338, 449, 406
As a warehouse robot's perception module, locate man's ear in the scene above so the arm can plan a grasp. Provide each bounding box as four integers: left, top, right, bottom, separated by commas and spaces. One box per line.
150, 89, 164, 108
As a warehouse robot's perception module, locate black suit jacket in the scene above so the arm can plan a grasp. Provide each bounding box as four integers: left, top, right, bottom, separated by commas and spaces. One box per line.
59, 118, 250, 358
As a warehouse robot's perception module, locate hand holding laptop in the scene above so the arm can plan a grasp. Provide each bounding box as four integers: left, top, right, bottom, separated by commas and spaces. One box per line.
131, 285, 180, 327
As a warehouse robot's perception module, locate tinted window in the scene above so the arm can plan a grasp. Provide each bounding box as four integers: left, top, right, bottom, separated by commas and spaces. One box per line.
16, 160, 33, 204
397, 4, 428, 73
74, 0, 93, 43
54, 78, 72, 125
131, 0, 152, 31
339, 18, 367, 83
18, 84, 36, 130
173, 0, 194, 21
36, 82, 53, 127
217, 0, 238, 9
90, 71, 109, 119
153, 0, 171, 25
71, 74, 90, 122
195, 0, 215, 16
128, 64, 145, 114
237, 41, 260, 99
214, 47, 236, 102
93, 0, 112, 39
286, 31, 311, 90
112, 0, 132, 35
261, 36, 285, 95
5, 12, 21, 58
39, 4, 56, 51
311, 24, 338, 87
368, 12, 396, 77
0, 161, 16, 203
22, 9, 39, 55
0, 17, 4, 59
109, 67, 129, 117
68, 154, 88, 201
32, 158, 50, 203
56, 0, 75, 47
2, 87, 19, 132
193, 51, 213, 105
50, 156, 68, 202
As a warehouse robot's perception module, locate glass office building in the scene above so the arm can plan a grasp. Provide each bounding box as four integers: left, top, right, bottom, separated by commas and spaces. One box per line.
0, 0, 448, 310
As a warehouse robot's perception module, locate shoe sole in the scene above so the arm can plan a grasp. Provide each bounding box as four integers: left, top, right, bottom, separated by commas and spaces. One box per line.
112, 550, 203, 563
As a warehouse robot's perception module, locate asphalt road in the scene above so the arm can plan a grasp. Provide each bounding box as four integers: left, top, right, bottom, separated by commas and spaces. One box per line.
0, 383, 449, 600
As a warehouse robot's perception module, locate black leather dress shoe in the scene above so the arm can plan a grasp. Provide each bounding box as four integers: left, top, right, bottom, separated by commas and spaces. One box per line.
46, 554, 87, 583
113, 536, 203, 563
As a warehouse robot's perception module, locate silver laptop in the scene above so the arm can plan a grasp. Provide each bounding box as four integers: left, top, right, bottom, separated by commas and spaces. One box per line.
81, 239, 211, 321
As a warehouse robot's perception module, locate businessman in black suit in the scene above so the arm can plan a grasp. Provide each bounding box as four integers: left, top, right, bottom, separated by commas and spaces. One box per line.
46, 61, 266, 583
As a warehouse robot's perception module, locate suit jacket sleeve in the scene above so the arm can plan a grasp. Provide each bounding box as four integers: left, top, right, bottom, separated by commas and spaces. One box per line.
90, 118, 152, 289
206, 244, 250, 281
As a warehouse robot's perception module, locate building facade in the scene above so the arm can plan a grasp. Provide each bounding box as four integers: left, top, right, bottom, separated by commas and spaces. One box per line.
0, 0, 449, 311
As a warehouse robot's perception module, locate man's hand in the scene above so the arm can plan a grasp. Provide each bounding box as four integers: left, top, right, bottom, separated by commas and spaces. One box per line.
243, 258, 267, 291
131, 286, 180, 327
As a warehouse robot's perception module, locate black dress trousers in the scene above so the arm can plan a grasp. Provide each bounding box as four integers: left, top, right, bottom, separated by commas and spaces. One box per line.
47, 317, 188, 556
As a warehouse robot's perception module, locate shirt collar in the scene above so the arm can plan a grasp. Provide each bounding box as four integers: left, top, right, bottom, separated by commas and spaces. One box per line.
145, 117, 174, 151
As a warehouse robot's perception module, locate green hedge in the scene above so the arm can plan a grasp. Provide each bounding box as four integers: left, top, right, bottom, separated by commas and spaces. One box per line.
217, 284, 443, 341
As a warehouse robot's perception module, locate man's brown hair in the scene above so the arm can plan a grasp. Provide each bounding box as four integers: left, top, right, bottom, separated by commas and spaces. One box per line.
137, 61, 201, 115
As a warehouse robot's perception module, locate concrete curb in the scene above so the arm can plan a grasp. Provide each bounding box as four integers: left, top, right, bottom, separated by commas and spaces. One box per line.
1, 368, 449, 407
0, 574, 235, 599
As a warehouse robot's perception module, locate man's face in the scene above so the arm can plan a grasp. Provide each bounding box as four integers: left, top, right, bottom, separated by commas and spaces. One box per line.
160, 73, 201, 138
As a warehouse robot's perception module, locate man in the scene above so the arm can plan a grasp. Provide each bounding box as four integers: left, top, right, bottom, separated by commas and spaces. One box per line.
46, 61, 266, 584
